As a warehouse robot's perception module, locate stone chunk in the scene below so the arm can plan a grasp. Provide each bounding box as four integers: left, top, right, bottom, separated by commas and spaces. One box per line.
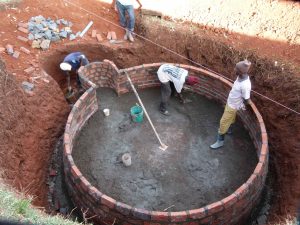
34, 33, 43, 40
50, 35, 60, 42
17, 35, 28, 42
12, 51, 20, 59
96, 34, 102, 42
69, 34, 76, 41
18, 27, 29, 34
22, 81, 34, 91
40, 39, 51, 50
28, 33, 34, 40
5, 44, 14, 55
111, 31, 117, 40
59, 31, 68, 38
31, 40, 41, 48
92, 30, 97, 38
24, 67, 35, 74
20, 47, 30, 54
44, 30, 52, 39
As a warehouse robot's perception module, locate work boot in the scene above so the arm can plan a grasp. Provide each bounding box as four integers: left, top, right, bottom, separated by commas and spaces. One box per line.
159, 108, 170, 116
210, 133, 225, 149
128, 31, 134, 42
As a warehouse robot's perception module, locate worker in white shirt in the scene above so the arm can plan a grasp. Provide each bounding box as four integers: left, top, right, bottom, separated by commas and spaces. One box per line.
157, 64, 199, 116
210, 60, 252, 149
112, 0, 142, 42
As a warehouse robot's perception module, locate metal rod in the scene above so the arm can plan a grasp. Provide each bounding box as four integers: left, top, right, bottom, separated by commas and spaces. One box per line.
125, 72, 168, 150
79, 21, 93, 38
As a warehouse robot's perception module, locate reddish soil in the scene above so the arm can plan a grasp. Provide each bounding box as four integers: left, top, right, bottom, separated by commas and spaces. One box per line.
0, 0, 299, 223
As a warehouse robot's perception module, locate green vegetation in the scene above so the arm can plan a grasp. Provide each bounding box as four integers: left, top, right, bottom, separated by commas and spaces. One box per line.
275, 217, 298, 225
0, 181, 83, 225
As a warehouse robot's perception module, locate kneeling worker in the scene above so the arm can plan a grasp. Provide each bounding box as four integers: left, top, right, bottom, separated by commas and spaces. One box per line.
157, 64, 199, 116
210, 60, 252, 149
59, 52, 89, 93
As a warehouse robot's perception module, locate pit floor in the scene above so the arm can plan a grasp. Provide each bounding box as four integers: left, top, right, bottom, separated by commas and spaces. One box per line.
72, 87, 257, 211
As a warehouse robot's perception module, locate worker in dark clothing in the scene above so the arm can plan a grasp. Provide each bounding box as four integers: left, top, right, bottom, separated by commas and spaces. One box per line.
59, 52, 89, 92
157, 64, 199, 116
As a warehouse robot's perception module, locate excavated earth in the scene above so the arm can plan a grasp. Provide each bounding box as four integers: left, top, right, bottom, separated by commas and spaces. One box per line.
0, 0, 299, 224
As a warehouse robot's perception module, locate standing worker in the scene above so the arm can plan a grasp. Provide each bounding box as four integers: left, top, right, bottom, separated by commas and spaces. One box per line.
210, 60, 252, 149
112, 0, 142, 42
157, 64, 199, 116
59, 52, 89, 93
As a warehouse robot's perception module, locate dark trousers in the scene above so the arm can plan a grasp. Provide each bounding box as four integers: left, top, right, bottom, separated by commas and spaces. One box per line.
160, 82, 176, 111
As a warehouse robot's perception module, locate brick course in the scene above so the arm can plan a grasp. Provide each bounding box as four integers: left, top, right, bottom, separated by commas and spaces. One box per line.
64, 61, 268, 225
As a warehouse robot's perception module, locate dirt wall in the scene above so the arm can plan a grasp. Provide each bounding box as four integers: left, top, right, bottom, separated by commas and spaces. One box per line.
0, 58, 69, 207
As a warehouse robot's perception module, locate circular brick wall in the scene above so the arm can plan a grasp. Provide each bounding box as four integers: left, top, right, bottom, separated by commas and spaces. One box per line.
63, 60, 268, 225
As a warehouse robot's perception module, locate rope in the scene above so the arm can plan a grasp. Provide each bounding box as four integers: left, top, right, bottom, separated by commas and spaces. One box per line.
64, 0, 300, 115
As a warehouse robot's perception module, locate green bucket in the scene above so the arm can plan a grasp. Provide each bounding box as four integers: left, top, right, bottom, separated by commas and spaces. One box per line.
130, 105, 144, 123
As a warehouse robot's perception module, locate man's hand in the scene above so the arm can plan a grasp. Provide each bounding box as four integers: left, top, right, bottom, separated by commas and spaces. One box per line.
136, 0, 142, 10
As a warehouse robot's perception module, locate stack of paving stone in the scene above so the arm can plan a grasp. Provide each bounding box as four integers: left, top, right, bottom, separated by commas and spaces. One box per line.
28, 15, 80, 50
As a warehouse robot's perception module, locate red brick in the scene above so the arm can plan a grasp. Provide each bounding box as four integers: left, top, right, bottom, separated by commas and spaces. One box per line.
111, 31, 117, 40
70, 166, 82, 178
206, 201, 224, 215
107, 32, 112, 40
254, 162, 263, 175
18, 27, 28, 34
0, 47, 5, 53
24, 67, 35, 74
261, 132, 268, 144
170, 211, 188, 222
101, 194, 116, 209
188, 208, 206, 219
182, 222, 199, 225
96, 34, 103, 42
18, 22, 28, 28
91, 29, 97, 38
20, 47, 30, 54
234, 183, 249, 200
12, 51, 20, 59
17, 36, 28, 42
151, 211, 169, 221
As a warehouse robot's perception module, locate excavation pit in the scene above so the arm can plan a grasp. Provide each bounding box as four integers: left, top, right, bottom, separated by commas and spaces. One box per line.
63, 61, 268, 225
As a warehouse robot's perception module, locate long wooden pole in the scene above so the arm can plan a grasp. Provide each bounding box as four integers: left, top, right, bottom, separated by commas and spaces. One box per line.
125, 72, 168, 151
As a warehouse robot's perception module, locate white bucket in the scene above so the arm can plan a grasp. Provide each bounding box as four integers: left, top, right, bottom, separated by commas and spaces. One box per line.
103, 108, 110, 116
122, 153, 132, 167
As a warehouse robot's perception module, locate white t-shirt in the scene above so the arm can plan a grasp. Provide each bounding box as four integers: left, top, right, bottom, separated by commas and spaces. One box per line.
157, 64, 188, 93
117, 0, 134, 5
227, 76, 251, 110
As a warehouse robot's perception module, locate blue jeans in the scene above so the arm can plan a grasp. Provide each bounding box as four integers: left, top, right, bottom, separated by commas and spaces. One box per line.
116, 0, 135, 31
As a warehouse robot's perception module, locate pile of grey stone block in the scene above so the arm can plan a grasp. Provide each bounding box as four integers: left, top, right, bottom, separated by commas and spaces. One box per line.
28, 15, 80, 49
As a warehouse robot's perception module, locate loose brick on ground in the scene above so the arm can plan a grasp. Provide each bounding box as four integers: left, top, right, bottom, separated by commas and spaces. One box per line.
0, 47, 5, 53
96, 34, 102, 42
12, 51, 20, 59
18, 22, 28, 28
18, 27, 29, 34
17, 36, 28, 42
111, 31, 117, 40
20, 47, 30, 54
107, 32, 112, 40
92, 30, 97, 38
24, 67, 35, 74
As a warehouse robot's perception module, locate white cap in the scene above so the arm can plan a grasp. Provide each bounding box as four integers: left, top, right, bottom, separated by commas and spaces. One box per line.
60, 62, 72, 71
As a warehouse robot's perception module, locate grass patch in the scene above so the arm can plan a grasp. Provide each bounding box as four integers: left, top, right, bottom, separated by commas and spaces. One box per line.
274, 216, 299, 225
0, 180, 83, 225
